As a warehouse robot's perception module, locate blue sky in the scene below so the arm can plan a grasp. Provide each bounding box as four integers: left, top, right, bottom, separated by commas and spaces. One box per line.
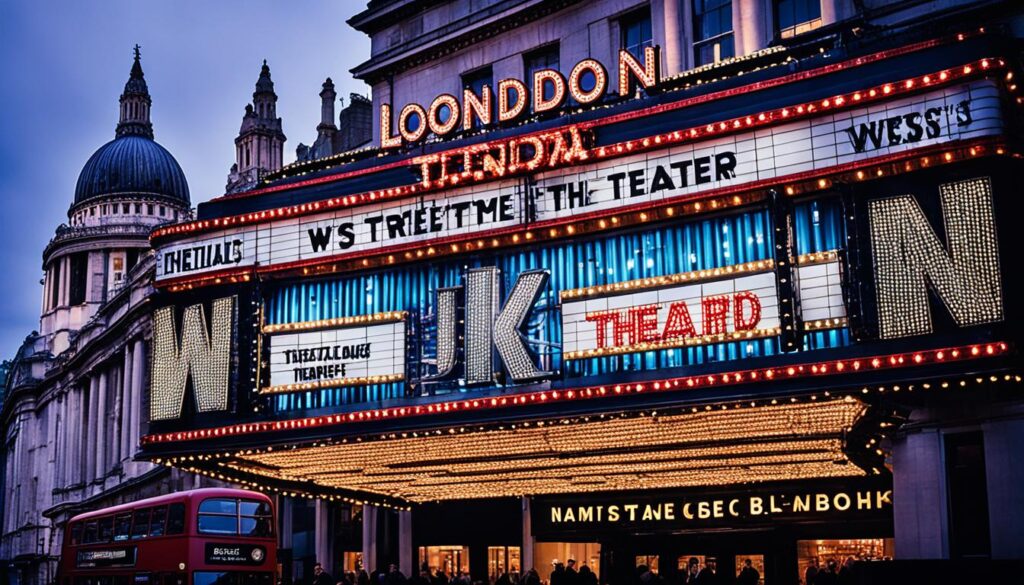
0, 1, 371, 359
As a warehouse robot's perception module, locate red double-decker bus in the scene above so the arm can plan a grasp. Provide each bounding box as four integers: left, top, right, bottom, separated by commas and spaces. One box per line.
58, 488, 276, 585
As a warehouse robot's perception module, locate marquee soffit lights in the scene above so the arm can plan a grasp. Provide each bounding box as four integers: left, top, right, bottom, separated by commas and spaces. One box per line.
142, 341, 1011, 446
158, 399, 871, 502
150, 55, 1009, 244
155, 368, 1019, 506
161, 135, 1007, 293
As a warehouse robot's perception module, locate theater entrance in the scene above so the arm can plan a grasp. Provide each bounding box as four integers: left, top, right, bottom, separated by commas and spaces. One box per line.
530, 478, 894, 585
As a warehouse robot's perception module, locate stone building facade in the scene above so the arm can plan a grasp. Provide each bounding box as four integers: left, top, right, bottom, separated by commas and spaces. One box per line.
0, 49, 206, 585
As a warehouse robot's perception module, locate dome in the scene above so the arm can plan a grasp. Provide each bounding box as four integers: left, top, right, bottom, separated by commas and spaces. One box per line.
74, 135, 190, 206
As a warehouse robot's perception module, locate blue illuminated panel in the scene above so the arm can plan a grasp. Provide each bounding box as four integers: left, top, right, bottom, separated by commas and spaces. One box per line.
265, 199, 848, 412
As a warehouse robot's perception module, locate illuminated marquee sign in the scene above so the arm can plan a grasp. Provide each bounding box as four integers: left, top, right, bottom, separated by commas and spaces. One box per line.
868, 176, 1003, 339
155, 81, 1000, 285
432, 267, 552, 385
150, 296, 236, 421
532, 483, 892, 533
562, 254, 845, 359
380, 48, 660, 148
265, 314, 407, 393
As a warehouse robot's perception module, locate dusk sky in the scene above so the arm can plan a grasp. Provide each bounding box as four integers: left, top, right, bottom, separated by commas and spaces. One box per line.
0, 1, 371, 359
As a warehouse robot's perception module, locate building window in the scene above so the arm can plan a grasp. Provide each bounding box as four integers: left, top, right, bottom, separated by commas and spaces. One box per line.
693, 0, 734, 66
462, 66, 494, 128
419, 546, 469, 574
775, 0, 821, 38
524, 44, 560, 105
49, 261, 61, 309
68, 252, 88, 306
488, 546, 521, 583
620, 7, 654, 60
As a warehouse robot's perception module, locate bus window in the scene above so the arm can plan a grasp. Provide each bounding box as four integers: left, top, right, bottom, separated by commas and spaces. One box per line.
240, 501, 273, 537
197, 499, 238, 535
131, 509, 151, 539
194, 572, 272, 585
149, 506, 167, 537
70, 522, 82, 545
98, 517, 114, 542
83, 521, 99, 544
114, 513, 132, 541
166, 504, 185, 535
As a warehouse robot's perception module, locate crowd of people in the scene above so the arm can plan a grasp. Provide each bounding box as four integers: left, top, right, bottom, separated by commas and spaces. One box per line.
803, 558, 857, 585
305, 555, 856, 585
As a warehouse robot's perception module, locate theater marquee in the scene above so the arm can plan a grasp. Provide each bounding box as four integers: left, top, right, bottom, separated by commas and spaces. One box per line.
155, 80, 1001, 284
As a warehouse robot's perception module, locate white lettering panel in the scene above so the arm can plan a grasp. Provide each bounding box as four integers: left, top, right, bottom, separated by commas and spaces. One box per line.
156, 81, 1001, 283
562, 272, 781, 359
267, 322, 406, 391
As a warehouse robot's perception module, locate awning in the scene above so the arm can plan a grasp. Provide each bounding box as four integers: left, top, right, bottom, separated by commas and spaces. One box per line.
180, 398, 876, 503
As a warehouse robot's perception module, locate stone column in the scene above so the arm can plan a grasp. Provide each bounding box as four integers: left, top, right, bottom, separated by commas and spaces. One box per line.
110, 363, 122, 469
85, 377, 99, 484
280, 496, 294, 550
398, 510, 413, 577
54, 393, 66, 492
820, 0, 840, 26
121, 343, 134, 464
95, 369, 108, 480
362, 505, 378, 574
522, 497, 535, 574
983, 417, 1024, 558
63, 390, 75, 486
652, 0, 684, 78
129, 338, 145, 460
733, 0, 768, 57
892, 429, 948, 558
315, 500, 334, 574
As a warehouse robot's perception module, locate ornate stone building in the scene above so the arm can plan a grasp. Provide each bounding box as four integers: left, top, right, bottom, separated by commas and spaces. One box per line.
295, 79, 373, 163
225, 61, 288, 194
0, 48, 206, 585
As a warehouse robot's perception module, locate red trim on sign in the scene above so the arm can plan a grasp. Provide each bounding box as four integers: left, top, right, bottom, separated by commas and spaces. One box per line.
141, 341, 1010, 446
155, 136, 1007, 291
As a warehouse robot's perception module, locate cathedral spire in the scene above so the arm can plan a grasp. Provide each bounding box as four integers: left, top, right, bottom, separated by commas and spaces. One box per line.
116, 44, 154, 139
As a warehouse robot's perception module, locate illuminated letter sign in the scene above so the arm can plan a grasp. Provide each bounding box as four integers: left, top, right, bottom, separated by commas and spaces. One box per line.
432, 268, 552, 384
380, 48, 660, 148
150, 296, 235, 420
869, 177, 1003, 339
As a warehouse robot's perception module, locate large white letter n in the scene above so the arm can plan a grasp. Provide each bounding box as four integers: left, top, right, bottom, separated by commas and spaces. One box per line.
150, 296, 235, 420
869, 177, 1003, 340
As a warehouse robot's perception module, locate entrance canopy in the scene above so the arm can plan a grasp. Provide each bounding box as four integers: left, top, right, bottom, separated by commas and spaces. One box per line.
173, 398, 877, 504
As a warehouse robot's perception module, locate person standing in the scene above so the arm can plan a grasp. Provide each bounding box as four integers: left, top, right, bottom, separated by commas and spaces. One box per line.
314, 563, 335, 585
803, 559, 818, 585
736, 560, 759, 585
550, 560, 565, 585
384, 564, 408, 585
695, 558, 716, 585
564, 560, 579, 585
578, 565, 597, 585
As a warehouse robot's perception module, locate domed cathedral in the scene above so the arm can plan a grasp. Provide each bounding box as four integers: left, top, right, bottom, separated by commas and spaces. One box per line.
42, 45, 191, 355
225, 60, 287, 194
0, 47, 212, 585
